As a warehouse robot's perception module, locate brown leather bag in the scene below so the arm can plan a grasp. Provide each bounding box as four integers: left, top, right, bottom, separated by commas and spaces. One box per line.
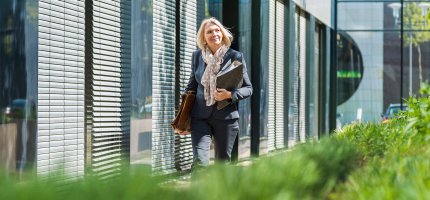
171, 91, 195, 134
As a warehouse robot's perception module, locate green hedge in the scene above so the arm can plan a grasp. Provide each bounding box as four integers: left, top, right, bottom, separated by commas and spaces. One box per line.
0, 138, 360, 200
3, 84, 430, 200
0, 166, 181, 200
188, 138, 360, 200
332, 83, 430, 199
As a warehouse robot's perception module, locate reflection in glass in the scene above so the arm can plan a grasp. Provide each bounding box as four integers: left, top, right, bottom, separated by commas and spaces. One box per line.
238, 0, 252, 160
130, 0, 153, 166
207, 0, 223, 20
400, 3, 430, 96
401, 29, 430, 98
308, 25, 321, 139
383, 31, 402, 113
337, 1, 427, 127
259, 0, 270, 155
0, 0, 38, 174
336, 32, 364, 105
335, 1, 429, 127
337, 31, 402, 125
336, 31, 372, 125
337, 2, 389, 31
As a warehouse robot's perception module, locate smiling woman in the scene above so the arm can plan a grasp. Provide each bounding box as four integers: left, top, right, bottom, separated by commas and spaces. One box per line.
183, 17, 253, 168
203, 24, 223, 52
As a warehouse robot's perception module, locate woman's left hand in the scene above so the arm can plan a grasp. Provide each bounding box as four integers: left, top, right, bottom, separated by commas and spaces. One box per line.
214, 88, 232, 101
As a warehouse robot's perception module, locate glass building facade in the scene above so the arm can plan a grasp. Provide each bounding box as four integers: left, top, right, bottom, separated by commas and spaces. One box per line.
0, 0, 38, 174
0, 0, 339, 176
335, 0, 430, 126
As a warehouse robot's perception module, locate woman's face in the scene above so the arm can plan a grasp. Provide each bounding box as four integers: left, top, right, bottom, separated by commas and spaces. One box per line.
204, 22, 223, 49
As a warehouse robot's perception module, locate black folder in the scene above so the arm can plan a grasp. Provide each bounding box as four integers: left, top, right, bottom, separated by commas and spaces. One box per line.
216, 60, 243, 110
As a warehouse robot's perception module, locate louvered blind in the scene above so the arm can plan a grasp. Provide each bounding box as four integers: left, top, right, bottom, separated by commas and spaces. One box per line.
268, 0, 287, 151
298, 11, 306, 143
275, 0, 285, 149
267, 0, 276, 152
288, 10, 300, 147
86, 0, 131, 178
175, 0, 198, 171
152, 0, 176, 173
37, 0, 85, 176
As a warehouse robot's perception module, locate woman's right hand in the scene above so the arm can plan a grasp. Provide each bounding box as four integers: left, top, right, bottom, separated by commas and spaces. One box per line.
175, 129, 190, 135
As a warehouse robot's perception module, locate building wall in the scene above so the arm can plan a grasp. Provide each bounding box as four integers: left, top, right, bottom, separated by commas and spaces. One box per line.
293, 0, 332, 27
1, 0, 334, 176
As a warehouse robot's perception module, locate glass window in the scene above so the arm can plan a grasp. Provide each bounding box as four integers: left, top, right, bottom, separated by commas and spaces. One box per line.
337, 1, 430, 127
338, 0, 401, 2
401, 3, 430, 96
207, 0, 223, 20
299, 0, 332, 26
238, 0, 252, 160
259, 0, 270, 155
402, 30, 430, 97
336, 31, 401, 125
308, 24, 321, 139
0, 0, 38, 173
130, 0, 153, 166
336, 32, 364, 106
338, 2, 398, 31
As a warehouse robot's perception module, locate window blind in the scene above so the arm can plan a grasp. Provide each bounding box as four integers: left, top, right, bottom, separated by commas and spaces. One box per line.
175, 0, 198, 171
86, 0, 131, 178
152, 0, 176, 173
275, 0, 286, 149
288, 10, 300, 147
37, 0, 85, 177
298, 10, 307, 143
267, 0, 276, 152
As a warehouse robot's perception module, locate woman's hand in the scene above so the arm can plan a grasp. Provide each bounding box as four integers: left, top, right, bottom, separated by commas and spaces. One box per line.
214, 88, 232, 101
175, 129, 190, 135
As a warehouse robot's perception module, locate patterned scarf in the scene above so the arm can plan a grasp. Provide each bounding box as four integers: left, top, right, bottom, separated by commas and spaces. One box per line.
201, 45, 229, 106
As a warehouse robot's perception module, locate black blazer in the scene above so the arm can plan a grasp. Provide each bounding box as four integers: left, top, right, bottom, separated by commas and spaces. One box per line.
185, 48, 253, 120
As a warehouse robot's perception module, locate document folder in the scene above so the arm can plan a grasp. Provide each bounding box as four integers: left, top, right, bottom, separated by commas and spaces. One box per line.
216, 60, 243, 110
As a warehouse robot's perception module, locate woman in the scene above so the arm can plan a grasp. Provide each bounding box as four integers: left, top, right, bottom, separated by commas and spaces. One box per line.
182, 17, 252, 168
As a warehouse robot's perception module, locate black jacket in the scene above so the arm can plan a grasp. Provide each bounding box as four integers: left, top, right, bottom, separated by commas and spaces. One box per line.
185, 48, 253, 120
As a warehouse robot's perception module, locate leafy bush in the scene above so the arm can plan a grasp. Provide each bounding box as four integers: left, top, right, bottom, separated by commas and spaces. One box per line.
403, 83, 430, 143
0, 166, 182, 200
6, 84, 430, 199
0, 138, 360, 200
334, 150, 430, 200
332, 83, 430, 199
187, 138, 360, 200
335, 118, 410, 160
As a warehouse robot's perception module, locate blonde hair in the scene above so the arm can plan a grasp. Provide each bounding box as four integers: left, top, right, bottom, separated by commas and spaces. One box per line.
196, 17, 233, 50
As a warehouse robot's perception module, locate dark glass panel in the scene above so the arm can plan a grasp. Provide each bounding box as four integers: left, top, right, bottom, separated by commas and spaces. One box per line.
259, 0, 270, 155
336, 32, 364, 105
0, 0, 38, 174
208, 0, 223, 20
130, 0, 153, 166
238, 0, 252, 160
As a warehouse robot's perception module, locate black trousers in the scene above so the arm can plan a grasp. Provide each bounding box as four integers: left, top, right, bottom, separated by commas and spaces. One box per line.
191, 115, 239, 167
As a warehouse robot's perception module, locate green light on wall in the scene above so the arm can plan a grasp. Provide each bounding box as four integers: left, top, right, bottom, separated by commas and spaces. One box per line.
337, 70, 362, 78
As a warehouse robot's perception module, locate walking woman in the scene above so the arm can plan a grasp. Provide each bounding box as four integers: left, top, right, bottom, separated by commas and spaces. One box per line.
182, 17, 252, 168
